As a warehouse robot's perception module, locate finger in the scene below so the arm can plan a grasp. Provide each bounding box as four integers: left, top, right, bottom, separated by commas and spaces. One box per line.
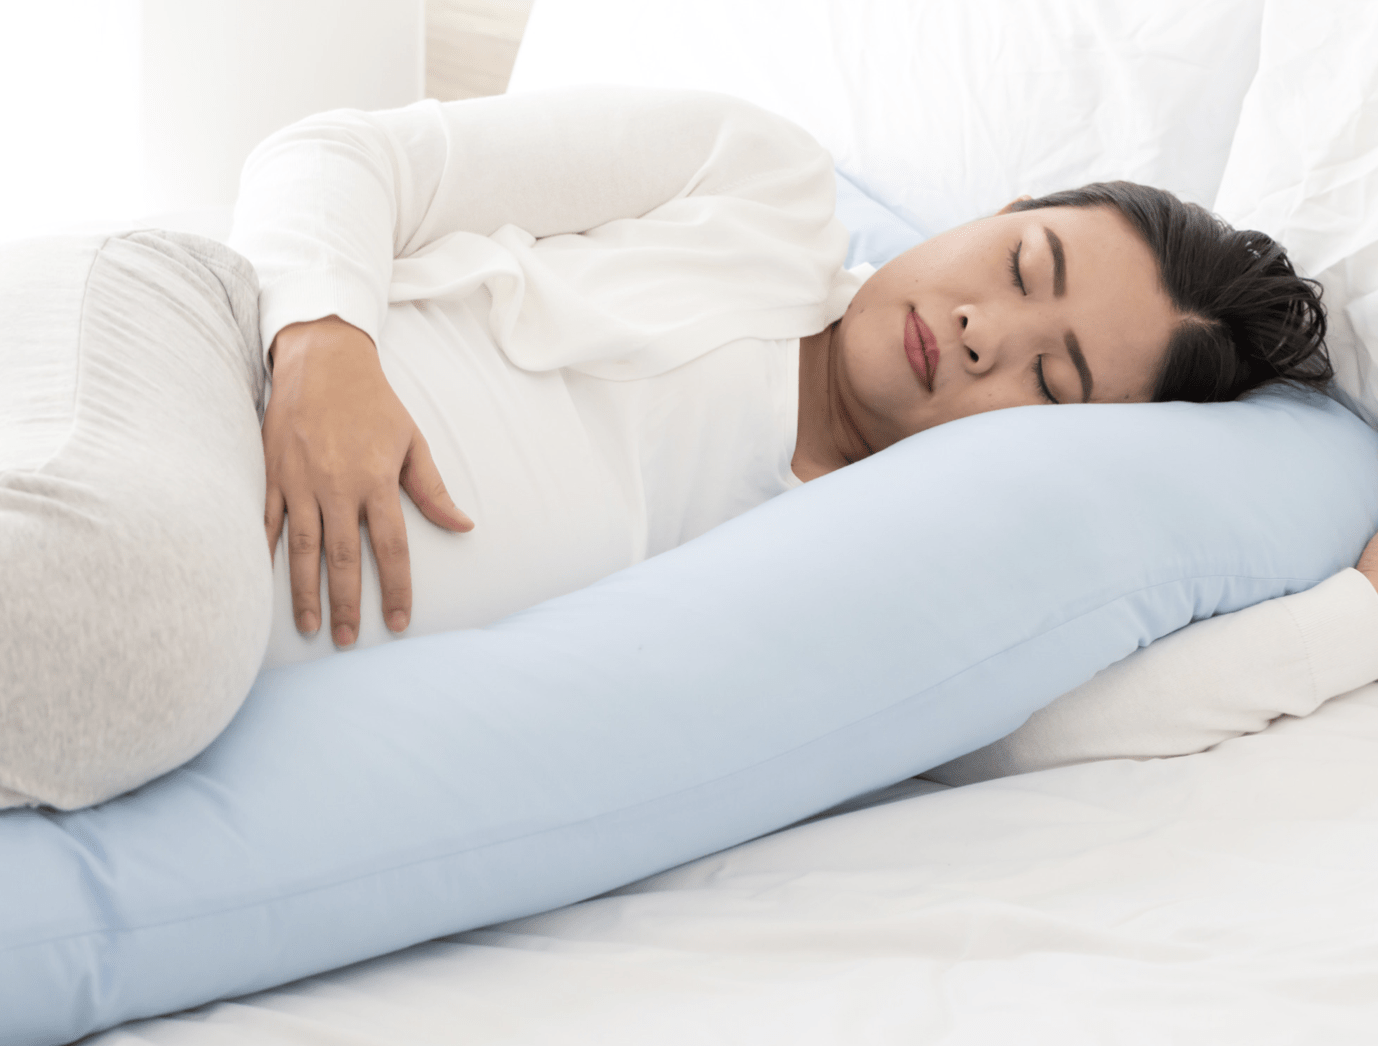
321, 498, 363, 648
264, 485, 286, 567
366, 489, 412, 634
401, 434, 474, 532
285, 498, 324, 636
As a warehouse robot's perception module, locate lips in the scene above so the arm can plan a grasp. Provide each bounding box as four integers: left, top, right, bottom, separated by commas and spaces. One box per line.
904, 309, 939, 392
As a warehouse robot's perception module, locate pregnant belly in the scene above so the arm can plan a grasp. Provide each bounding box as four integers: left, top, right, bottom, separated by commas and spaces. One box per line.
260, 299, 636, 673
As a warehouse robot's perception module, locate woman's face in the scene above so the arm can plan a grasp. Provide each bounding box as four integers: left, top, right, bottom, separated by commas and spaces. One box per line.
831, 202, 1182, 451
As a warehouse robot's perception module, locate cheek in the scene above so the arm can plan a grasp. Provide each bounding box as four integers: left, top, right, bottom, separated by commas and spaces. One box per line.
840, 307, 899, 384
941, 378, 1040, 424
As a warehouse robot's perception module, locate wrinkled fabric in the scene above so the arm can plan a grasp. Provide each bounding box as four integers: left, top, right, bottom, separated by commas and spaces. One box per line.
509, 0, 1267, 232
1214, 0, 1378, 428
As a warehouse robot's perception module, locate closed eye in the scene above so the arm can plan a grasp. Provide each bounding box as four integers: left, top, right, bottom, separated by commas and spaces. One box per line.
1035, 355, 1058, 404
1007, 242, 1027, 295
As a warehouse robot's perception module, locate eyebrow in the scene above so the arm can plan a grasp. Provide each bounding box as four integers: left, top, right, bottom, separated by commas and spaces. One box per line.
1043, 226, 1066, 297
1064, 331, 1094, 403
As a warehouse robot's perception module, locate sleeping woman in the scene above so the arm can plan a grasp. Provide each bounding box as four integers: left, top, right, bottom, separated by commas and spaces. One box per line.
3, 85, 1364, 813
234, 86, 1333, 668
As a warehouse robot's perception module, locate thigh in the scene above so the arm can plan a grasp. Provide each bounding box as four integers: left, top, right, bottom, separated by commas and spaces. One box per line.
0, 231, 272, 809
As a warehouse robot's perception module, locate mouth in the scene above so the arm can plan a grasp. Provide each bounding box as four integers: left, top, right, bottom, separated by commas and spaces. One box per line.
904, 309, 939, 392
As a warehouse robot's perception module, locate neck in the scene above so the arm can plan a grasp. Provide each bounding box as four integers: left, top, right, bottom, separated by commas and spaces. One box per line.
793, 324, 873, 482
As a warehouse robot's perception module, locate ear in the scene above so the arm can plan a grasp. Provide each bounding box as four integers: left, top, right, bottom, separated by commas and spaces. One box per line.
997, 194, 1034, 216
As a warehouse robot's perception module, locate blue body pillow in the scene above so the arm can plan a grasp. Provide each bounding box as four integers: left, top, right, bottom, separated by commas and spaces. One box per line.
4, 383, 1378, 1045
835, 168, 925, 267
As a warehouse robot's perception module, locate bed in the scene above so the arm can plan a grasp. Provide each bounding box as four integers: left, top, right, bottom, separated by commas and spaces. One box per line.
49, 0, 1378, 1041
84, 698, 1378, 1044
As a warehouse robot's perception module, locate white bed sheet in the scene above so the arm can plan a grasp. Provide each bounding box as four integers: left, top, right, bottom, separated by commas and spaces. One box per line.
91, 681, 1378, 1045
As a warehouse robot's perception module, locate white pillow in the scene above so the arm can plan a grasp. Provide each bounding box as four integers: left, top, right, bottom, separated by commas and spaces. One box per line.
925, 569, 1378, 786
1213, 0, 1378, 429
510, 0, 1265, 232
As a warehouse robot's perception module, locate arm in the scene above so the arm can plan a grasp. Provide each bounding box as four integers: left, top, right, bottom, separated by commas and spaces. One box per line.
926, 534, 1378, 786
230, 85, 846, 369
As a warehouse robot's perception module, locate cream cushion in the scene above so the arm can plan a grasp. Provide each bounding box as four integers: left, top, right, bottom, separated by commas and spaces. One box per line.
926, 570, 1378, 786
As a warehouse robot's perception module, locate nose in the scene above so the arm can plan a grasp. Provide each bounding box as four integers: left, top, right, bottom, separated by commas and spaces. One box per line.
953, 304, 994, 372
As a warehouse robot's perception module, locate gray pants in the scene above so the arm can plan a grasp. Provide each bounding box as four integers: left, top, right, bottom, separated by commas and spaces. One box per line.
0, 230, 272, 809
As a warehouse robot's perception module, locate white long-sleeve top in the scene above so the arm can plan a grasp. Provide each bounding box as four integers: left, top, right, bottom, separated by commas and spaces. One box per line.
228, 84, 1378, 772
229, 87, 860, 670
230, 85, 857, 379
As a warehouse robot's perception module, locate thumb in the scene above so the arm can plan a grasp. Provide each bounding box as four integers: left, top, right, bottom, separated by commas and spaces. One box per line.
401, 435, 473, 532
1358, 530, 1378, 578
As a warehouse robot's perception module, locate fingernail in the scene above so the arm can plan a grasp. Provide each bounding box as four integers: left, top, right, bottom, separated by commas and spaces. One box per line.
387, 611, 408, 633
299, 611, 318, 635
333, 624, 355, 647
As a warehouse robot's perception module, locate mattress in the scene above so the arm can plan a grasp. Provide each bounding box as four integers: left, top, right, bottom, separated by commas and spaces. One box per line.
90, 679, 1378, 1044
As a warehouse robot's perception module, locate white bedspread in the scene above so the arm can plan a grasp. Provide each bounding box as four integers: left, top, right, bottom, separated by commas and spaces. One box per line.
92, 682, 1378, 1045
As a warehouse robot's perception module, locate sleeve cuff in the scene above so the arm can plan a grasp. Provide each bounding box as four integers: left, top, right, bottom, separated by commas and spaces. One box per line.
256, 268, 387, 371
1282, 567, 1378, 701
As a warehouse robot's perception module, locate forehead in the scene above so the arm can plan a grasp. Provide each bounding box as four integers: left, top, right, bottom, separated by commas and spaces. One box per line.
1014, 204, 1178, 400
1013, 203, 1158, 290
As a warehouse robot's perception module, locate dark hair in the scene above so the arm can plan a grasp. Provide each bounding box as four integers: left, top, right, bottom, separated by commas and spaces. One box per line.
1009, 181, 1331, 403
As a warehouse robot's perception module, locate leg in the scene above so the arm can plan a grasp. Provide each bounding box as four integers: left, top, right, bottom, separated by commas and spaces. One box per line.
0, 230, 272, 809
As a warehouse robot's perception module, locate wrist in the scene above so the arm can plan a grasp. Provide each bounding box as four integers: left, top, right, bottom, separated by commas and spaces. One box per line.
269, 315, 376, 374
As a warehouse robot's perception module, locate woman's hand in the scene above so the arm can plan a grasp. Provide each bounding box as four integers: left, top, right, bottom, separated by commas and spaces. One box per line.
262, 316, 473, 647
1357, 530, 1378, 594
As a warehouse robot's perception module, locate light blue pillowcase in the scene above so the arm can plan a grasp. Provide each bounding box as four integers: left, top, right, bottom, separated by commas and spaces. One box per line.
4, 379, 1378, 1045
835, 168, 925, 267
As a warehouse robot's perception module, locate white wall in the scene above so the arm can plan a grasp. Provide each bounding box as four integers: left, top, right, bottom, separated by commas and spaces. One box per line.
140, 0, 424, 214
0, 0, 424, 241
0, 1, 145, 240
